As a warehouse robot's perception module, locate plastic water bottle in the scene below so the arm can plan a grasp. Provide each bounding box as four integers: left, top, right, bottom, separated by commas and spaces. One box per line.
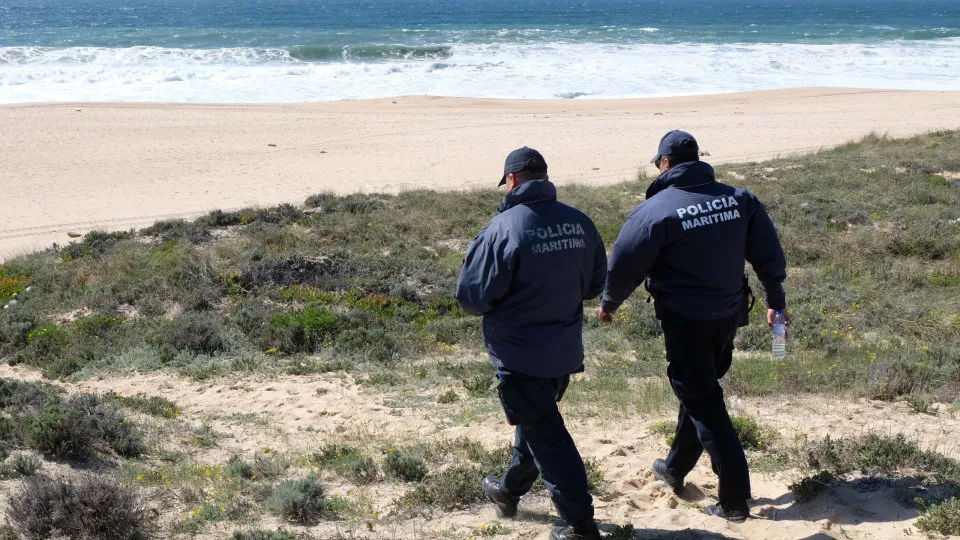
772, 310, 786, 359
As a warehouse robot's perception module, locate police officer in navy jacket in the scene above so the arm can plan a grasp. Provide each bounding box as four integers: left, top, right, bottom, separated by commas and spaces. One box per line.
457, 147, 607, 540
600, 131, 788, 523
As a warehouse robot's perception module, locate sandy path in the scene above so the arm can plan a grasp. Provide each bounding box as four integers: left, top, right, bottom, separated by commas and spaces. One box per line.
2, 363, 957, 539
2, 88, 960, 260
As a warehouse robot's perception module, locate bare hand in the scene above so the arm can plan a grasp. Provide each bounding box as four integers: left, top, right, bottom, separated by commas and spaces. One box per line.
599, 308, 614, 325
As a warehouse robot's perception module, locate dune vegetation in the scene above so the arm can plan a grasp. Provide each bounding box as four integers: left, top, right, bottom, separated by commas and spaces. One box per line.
0, 131, 958, 538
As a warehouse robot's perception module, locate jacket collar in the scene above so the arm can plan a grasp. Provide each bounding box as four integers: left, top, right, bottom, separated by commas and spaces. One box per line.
645, 161, 717, 200
498, 178, 557, 213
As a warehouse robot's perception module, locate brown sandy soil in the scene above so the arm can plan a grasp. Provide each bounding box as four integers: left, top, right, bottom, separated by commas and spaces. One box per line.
3, 88, 960, 260
1, 362, 958, 539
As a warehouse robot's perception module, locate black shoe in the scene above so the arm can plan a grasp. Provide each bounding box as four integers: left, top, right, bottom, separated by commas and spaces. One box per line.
705, 502, 749, 523
482, 476, 518, 518
550, 521, 602, 540
652, 458, 684, 494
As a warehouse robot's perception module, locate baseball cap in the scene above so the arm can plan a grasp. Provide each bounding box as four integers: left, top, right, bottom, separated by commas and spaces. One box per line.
650, 130, 699, 164
499, 147, 548, 186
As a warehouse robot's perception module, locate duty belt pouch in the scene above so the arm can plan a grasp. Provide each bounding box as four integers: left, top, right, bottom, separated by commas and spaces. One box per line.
739, 275, 756, 327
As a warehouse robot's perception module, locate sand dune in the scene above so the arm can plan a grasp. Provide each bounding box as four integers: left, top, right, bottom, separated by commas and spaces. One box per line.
2, 88, 960, 261
1, 361, 955, 539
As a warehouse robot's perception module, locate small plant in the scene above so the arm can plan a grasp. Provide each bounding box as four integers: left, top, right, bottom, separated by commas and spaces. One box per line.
268, 475, 326, 525
731, 415, 776, 451
462, 374, 491, 398
9, 474, 151, 539
789, 471, 836, 503
648, 420, 677, 436
384, 449, 428, 482
227, 455, 255, 479
323, 495, 357, 519
106, 392, 181, 419
158, 312, 228, 359
27, 405, 86, 458
472, 522, 511, 536
906, 394, 934, 415
253, 452, 290, 480
230, 530, 298, 540
0, 453, 42, 478
437, 390, 459, 404
399, 465, 484, 511
259, 304, 338, 354
346, 456, 379, 484
584, 458, 605, 492
188, 423, 219, 448
917, 497, 960, 535
361, 371, 403, 387
609, 524, 637, 540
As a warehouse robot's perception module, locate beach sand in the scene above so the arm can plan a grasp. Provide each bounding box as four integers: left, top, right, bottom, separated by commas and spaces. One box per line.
2, 87, 960, 260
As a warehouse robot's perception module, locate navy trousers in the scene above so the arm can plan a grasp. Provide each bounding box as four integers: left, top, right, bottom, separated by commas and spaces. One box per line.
496, 371, 594, 526
659, 307, 752, 506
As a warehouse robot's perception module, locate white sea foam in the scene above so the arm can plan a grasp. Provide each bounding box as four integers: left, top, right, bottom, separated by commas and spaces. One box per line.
1, 39, 959, 103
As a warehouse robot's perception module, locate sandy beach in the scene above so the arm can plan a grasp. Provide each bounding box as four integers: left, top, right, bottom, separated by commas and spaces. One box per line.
2, 87, 960, 260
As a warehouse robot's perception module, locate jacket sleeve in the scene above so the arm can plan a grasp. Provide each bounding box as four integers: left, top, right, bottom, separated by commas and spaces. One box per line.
584, 225, 608, 300
601, 207, 664, 313
745, 194, 787, 310
456, 224, 515, 316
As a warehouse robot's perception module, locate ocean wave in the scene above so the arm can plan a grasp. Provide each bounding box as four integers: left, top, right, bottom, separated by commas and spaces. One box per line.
0, 44, 453, 66
288, 44, 452, 61
2, 39, 960, 103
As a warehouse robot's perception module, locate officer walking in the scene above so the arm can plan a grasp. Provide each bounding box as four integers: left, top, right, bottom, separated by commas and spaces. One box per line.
456, 147, 608, 540
599, 131, 788, 522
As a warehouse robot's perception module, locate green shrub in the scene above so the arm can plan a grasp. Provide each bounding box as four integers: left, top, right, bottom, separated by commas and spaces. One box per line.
61, 230, 132, 260
384, 450, 428, 482
400, 465, 483, 511
360, 371, 403, 387
268, 475, 326, 525
227, 455, 255, 479
0, 453, 42, 478
648, 420, 677, 437
731, 415, 776, 451
323, 495, 358, 519
584, 458, 605, 492
346, 456, 379, 484
9, 474, 151, 540
313, 444, 363, 468
310, 443, 377, 484
335, 327, 398, 363
142, 219, 210, 244
917, 497, 960, 535
802, 434, 960, 483
65, 394, 144, 458
27, 406, 89, 459
437, 390, 459, 404
789, 471, 836, 503
253, 452, 290, 480
462, 374, 492, 398
200, 209, 244, 228
259, 304, 338, 354
158, 312, 229, 359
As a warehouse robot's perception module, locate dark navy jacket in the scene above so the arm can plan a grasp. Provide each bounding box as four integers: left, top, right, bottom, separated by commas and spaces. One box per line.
601, 161, 786, 320
456, 179, 608, 378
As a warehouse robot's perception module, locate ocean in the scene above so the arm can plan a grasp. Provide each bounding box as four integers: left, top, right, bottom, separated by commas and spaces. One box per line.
1, 0, 959, 103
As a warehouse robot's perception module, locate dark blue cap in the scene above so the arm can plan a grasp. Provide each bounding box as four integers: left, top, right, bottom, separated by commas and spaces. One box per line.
651, 130, 699, 164
499, 146, 548, 186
